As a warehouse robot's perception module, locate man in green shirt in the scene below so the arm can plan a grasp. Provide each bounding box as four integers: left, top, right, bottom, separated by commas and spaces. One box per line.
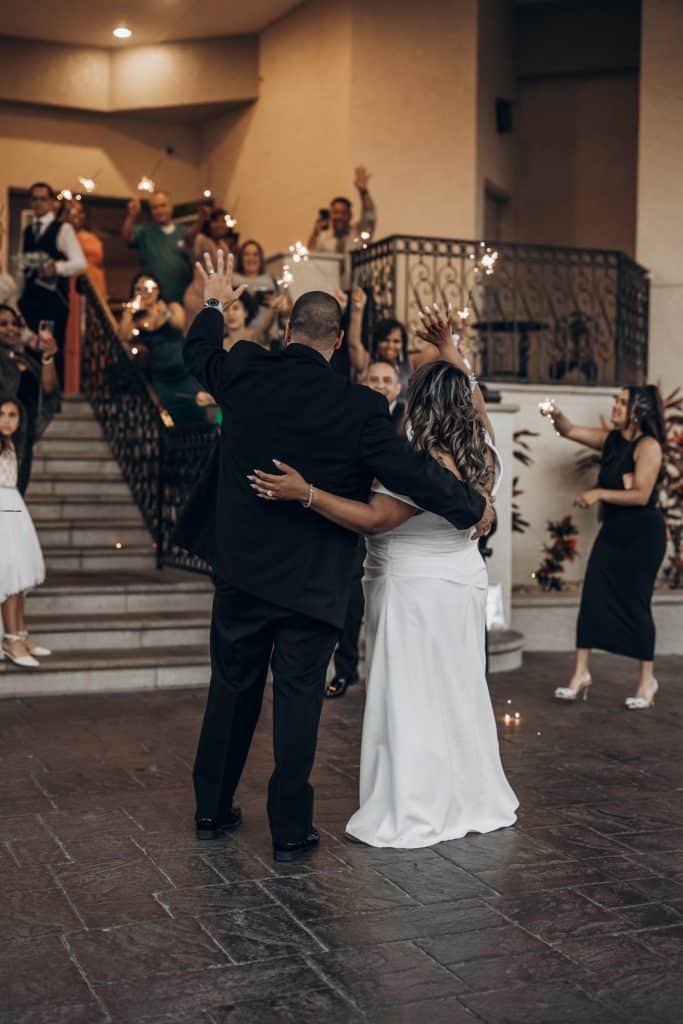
122, 191, 192, 303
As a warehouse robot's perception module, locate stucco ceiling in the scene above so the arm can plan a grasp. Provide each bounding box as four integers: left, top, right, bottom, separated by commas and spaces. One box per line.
0, 1, 303, 47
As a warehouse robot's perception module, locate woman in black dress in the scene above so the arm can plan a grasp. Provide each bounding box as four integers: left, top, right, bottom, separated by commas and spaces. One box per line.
541, 386, 667, 709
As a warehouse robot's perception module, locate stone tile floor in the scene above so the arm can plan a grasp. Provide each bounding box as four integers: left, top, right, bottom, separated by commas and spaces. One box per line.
1, 650, 682, 1023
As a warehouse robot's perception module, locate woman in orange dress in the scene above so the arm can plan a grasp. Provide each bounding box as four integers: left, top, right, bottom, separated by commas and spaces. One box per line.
63, 199, 107, 392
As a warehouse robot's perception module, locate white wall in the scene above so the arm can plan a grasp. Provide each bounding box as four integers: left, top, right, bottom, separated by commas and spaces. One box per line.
499, 384, 618, 587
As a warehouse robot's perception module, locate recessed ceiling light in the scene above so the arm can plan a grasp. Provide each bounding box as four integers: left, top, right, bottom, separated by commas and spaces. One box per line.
113, 25, 132, 39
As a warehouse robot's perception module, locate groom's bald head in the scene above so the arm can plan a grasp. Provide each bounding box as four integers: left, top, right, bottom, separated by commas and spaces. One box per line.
286, 291, 343, 360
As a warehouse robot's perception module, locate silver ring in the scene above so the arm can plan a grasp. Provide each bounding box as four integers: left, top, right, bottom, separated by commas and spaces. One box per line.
267, 490, 274, 498
207, 270, 215, 277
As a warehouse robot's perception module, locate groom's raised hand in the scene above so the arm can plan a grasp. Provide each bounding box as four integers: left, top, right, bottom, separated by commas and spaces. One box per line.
196, 250, 248, 311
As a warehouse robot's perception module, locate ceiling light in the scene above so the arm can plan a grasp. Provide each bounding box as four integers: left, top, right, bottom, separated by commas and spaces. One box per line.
113, 25, 132, 40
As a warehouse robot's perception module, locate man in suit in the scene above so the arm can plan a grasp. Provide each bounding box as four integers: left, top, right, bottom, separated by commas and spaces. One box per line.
326, 359, 405, 699
176, 251, 493, 862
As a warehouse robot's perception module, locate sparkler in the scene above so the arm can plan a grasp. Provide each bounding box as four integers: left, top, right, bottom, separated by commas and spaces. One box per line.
288, 241, 309, 263
137, 176, 155, 194
277, 264, 294, 289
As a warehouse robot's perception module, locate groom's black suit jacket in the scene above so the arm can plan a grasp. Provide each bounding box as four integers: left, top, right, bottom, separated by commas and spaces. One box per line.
175, 307, 486, 628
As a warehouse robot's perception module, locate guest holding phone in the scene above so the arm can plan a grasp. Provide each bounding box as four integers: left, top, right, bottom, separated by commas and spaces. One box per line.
540, 386, 667, 709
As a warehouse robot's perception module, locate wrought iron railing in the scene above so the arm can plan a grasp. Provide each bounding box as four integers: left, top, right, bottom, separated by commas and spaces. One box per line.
80, 277, 215, 573
352, 236, 649, 387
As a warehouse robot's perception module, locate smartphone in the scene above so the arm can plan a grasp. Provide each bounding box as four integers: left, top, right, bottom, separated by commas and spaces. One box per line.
38, 320, 55, 349
319, 208, 330, 225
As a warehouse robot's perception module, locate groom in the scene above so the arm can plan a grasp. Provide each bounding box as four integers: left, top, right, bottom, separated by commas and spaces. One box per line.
176, 251, 493, 861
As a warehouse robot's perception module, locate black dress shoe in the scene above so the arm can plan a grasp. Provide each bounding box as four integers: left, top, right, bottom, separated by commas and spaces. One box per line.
195, 806, 242, 840
273, 828, 320, 862
325, 674, 359, 699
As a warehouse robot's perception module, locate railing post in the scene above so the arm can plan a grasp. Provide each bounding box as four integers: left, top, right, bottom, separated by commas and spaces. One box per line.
156, 424, 165, 570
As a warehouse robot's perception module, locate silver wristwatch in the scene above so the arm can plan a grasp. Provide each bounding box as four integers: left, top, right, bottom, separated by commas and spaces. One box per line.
204, 298, 222, 311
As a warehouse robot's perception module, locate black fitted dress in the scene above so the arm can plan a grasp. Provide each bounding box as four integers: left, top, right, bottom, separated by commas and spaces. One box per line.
577, 431, 666, 660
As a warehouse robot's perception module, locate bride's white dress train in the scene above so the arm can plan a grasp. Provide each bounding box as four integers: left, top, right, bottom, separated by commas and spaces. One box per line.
345, 460, 518, 849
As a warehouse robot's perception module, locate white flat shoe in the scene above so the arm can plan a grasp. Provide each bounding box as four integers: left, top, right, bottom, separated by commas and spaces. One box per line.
17, 631, 51, 657
625, 679, 658, 710
2, 635, 40, 669
554, 674, 592, 702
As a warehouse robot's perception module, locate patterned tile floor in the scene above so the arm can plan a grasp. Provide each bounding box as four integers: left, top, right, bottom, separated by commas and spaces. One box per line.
1, 650, 682, 1023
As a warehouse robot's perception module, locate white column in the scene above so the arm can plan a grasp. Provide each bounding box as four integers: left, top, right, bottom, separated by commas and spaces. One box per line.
637, 0, 683, 387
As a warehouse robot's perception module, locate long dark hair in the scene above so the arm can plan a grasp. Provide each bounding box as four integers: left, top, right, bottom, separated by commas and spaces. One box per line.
371, 318, 408, 364
129, 272, 166, 301
0, 395, 27, 462
627, 385, 666, 445
236, 239, 266, 275
406, 361, 490, 490
201, 207, 229, 236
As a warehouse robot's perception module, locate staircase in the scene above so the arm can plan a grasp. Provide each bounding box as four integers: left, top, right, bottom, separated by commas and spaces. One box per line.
1, 396, 212, 697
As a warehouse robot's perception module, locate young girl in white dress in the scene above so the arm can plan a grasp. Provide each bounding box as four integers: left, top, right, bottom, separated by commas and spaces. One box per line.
0, 397, 49, 668
249, 307, 518, 849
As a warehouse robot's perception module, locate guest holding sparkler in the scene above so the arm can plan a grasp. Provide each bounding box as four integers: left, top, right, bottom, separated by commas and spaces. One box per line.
540, 387, 667, 709
119, 273, 211, 424
122, 191, 191, 304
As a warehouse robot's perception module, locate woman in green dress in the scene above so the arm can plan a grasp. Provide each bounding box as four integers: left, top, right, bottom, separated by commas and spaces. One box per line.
119, 273, 212, 424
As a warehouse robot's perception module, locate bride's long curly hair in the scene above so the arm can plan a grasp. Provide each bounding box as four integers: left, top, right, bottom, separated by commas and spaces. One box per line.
406, 361, 490, 490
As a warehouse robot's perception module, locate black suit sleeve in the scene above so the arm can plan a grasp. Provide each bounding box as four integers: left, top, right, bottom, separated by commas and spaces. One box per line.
183, 307, 250, 399
359, 397, 486, 529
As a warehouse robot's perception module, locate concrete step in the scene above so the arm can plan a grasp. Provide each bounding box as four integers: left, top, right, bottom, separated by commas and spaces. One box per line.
34, 437, 111, 458
489, 629, 524, 673
36, 520, 150, 550
26, 611, 209, 652
0, 646, 210, 697
43, 416, 102, 438
27, 570, 213, 616
57, 396, 95, 418
30, 455, 124, 479
28, 476, 132, 499
26, 498, 143, 523
44, 545, 156, 572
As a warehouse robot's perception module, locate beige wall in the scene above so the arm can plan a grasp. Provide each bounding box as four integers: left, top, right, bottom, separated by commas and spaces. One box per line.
514, 72, 639, 254
110, 38, 259, 111
0, 35, 258, 114
476, 0, 516, 238
0, 37, 109, 111
636, 0, 683, 387
0, 100, 201, 228
350, 0, 479, 240
201, 0, 482, 256
201, 0, 352, 257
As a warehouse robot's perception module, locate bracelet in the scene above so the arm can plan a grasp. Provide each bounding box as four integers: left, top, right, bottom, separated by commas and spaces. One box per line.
302, 482, 314, 509
41, 355, 54, 365
468, 373, 478, 389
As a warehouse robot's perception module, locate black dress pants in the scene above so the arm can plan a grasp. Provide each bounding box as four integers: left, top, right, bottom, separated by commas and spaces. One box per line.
333, 542, 366, 680
193, 581, 339, 844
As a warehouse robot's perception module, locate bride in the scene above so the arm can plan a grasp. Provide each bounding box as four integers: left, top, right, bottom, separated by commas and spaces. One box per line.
250, 306, 518, 848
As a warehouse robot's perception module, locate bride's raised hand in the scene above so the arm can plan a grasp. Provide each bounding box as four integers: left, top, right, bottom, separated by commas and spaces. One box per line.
247, 460, 310, 504
416, 303, 450, 350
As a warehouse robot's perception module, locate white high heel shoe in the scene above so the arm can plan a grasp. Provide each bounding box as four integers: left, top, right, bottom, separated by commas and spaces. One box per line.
625, 679, 658, 710
554, 674, 592, 702
1, 634, 40, 668
17, 630, 51, 657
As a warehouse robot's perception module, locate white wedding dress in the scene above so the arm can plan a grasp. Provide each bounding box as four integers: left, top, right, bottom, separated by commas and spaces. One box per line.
345, 443, 518, 848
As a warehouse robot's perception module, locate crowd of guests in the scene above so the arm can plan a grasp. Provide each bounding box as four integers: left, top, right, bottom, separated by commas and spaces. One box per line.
0, 167, 671, 714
